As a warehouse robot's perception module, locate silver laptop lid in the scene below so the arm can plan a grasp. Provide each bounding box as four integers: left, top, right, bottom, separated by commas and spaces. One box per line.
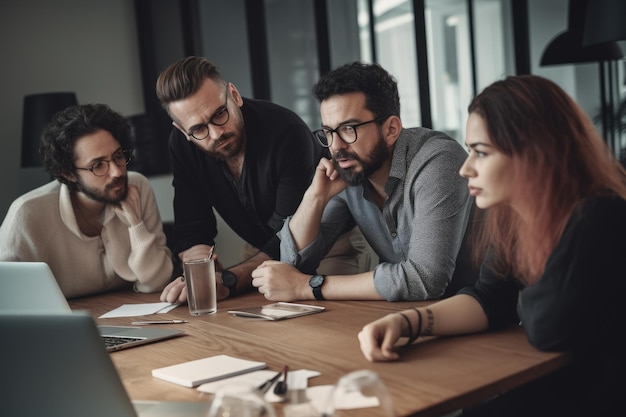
0, 261, 185, 352
0, 311, 139, 417
0, 261, 71, 314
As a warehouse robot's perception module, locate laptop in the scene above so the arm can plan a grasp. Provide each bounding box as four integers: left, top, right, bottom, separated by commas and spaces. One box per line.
0, 260, 71, 313
0, 261, 185, 351
0, 312, 208, 417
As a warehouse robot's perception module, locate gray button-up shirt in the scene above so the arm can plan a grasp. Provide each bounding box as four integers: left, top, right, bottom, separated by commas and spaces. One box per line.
279, 127, 472, 301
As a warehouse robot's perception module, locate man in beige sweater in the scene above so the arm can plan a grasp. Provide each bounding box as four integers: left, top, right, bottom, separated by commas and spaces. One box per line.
0, 104, 172, 298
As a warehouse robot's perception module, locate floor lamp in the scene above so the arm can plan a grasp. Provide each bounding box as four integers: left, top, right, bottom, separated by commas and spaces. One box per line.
22, 92, 78, 167
539, 0, 623, 155
19, 92, 78, 194
583, 0, 626, 160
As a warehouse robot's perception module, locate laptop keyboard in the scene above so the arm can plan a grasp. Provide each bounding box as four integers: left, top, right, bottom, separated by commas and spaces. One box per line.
102, 336, 142, 349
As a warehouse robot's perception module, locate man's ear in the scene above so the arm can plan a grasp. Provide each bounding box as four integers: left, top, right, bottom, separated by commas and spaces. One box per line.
228, 82, 244, 107
383, 115, 402, 145
61, 171, 78, 184
172, 121, 191, 141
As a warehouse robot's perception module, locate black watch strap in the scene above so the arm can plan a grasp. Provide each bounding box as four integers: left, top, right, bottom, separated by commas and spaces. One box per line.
220, 270, 238, 298
309, 274, 326, 301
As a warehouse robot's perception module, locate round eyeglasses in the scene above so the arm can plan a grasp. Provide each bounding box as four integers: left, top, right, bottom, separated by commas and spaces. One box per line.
75, 149, 132, 177
187, 94, 230, 140
312, 116, 389, 148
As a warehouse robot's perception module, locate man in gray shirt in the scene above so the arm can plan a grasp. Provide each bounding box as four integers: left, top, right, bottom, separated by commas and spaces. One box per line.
251, 62, 475, 301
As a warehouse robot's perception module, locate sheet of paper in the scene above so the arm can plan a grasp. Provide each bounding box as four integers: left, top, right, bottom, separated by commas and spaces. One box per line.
307, 385, 380, 412
197, 370, 379, 410
99, 302, 180, 318
155, 303, 180, 313
197, 369, 320, 403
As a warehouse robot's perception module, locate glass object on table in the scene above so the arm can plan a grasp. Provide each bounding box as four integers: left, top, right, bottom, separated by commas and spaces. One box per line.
183, 256, 217, 316
322, 369, 395, 417
206, 383, 277, 417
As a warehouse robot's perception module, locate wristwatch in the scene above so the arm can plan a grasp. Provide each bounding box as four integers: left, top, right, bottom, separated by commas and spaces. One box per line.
309, 274, 326, 301
220, 270, 238, 298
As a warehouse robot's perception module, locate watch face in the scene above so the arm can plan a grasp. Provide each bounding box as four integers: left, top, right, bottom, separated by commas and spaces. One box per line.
221, 271, 237, 288
309, 275, 324, 288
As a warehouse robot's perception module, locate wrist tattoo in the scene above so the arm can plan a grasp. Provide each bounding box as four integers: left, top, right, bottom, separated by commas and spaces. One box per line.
423, 308, 434, 336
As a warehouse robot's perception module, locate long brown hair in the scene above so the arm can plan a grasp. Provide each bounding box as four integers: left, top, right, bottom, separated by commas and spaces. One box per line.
468, 75, 626, 284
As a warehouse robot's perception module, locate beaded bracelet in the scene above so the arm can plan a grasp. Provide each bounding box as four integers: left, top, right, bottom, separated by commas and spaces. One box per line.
396, 312, 413, 347
408, 307, 422, 345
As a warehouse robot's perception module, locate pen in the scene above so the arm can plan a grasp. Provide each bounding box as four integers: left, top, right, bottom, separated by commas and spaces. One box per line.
257, 371, 282, 394
131, 320, 188, 325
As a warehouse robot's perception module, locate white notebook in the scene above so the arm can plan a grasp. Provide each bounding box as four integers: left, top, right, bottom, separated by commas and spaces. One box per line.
152, 354, 267, 387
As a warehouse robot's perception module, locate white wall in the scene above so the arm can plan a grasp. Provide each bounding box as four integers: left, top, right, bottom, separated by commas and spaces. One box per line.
0, 0, 246, 267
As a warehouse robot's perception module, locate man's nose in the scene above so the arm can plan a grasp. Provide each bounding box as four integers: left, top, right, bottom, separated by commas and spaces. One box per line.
109, 161, 125, 177
329, 132, 348, 153
207, 123, 225, 141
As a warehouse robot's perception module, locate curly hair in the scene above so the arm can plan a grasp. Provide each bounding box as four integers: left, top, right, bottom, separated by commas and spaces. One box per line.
155, 56, 227, 121
312, 61, 400, 119
39, 103, 133, 191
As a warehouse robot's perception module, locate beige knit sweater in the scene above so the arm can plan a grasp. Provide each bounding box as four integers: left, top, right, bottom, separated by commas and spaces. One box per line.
0, 171, 172, 299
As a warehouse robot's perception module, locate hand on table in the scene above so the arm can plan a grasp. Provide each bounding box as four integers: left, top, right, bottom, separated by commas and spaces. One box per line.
159, 244, 225, 303
251, 260, 310, 302
160, 275, 188, 303
358, 313, 403, 362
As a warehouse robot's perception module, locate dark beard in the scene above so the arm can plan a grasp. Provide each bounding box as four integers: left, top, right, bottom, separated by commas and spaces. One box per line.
76, 176, 128, 204
332, 135, 389, 186
205, 132, 244, 161
204, 118, 246, 161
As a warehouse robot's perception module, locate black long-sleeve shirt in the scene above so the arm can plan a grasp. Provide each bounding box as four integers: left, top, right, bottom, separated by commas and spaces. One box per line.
460, 195, 626, 416
168, 97, 324, 259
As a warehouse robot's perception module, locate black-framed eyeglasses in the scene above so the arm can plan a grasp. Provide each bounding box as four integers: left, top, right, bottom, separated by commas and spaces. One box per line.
75, 149, 132, 177
187, 94, 230, 140
312, 116, 389, 148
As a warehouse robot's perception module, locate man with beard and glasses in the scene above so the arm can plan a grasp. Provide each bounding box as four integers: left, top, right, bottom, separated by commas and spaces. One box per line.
156, 56, 370, 304
251, 62, 477, 302
0, 104, 173, 298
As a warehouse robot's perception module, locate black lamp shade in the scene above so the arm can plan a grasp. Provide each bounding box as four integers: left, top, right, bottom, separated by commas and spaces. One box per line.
540, 0, 623, 66
583, 0, 626, 45
22, 92, 78, 167
540, 31, 623, 65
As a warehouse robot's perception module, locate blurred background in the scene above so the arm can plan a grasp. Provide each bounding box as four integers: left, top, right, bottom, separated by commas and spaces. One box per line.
1, 0, 624, 266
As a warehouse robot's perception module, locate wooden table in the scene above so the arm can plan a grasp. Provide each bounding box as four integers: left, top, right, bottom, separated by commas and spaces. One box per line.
70, 290, 569, 417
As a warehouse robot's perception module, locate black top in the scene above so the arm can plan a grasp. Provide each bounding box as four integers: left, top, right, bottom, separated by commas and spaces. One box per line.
460, 195, 626, 416
168, 98, 324, 259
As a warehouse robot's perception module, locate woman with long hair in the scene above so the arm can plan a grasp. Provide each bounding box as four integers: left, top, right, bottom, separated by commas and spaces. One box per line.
358, 74, 626, 416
